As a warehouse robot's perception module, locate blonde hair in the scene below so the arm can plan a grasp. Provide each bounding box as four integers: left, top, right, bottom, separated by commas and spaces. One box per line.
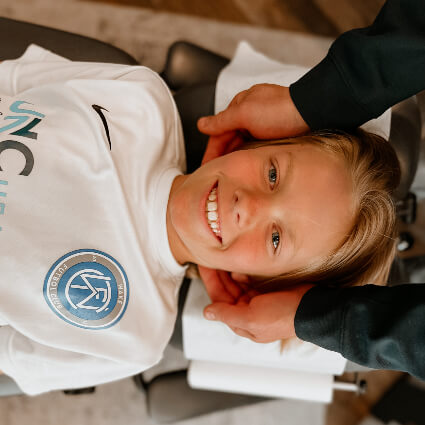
242, 129, 400, 292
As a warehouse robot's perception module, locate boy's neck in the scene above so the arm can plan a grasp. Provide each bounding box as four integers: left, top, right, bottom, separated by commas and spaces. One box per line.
166, 174, 191, 265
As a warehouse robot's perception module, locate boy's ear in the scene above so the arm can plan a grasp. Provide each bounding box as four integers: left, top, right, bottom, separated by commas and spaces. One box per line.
230, 272, 251, 284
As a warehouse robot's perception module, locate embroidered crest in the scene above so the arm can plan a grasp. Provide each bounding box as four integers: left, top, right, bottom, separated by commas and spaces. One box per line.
44, 249, 129, 329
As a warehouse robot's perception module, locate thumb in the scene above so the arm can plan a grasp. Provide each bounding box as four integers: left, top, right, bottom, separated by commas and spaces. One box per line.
198, 107, 240, 136
204, 302, 251, 330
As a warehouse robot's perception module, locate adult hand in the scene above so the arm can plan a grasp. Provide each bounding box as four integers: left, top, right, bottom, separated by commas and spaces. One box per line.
198, 84, 309, 164
200, 131, 245, 165
198, 265, 313, 343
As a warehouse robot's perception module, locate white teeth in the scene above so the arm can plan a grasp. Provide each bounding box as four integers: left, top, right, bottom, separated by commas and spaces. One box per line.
207, 211, 218, 221
207, 201, 217, 211
206, 186, 221, 239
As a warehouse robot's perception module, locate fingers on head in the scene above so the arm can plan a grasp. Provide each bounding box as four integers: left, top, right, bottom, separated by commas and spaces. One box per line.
230, 326, 256, 341
215, 109, 239, 132
218, 270, 243, 299
230, 89, 248, 106
199, 267, 234, 303
205, 303, 268, 343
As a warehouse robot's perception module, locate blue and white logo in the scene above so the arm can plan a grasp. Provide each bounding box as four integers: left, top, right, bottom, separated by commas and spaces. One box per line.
44, 249, 129, 329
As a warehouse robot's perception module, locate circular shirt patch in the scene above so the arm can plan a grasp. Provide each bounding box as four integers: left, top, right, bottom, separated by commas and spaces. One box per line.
44, 249, 129, 329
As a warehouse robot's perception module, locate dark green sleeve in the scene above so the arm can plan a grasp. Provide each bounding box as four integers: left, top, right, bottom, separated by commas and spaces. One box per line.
294, 284, 425, 380
289, 0, 425, 130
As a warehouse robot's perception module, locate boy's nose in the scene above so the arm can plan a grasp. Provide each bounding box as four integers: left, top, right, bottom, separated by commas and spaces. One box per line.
234, 189, 262, 228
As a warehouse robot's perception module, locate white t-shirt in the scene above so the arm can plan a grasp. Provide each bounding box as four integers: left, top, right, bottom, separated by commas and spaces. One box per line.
0, 45, 187, 395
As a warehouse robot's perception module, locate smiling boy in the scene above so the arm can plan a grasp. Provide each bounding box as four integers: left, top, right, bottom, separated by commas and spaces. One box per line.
0, 44, 398, 395
167, 143, 354, 278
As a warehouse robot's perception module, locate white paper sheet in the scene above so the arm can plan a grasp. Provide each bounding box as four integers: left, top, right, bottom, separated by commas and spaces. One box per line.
188, 360, 334, 403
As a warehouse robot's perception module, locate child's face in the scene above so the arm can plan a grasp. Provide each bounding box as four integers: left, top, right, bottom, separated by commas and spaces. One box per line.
167, 143, 354, 277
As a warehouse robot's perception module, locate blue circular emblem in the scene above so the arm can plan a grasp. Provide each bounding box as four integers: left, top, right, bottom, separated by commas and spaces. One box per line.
44, 249, 129, 329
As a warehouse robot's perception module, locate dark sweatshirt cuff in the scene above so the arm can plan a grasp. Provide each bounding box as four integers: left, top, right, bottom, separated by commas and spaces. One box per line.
294, 285, 345, 353
289, 55, 371, 131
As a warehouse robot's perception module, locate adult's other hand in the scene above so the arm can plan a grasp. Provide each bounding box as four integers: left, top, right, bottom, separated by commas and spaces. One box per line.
198, 84, 309, 163
199, 265, 313, 343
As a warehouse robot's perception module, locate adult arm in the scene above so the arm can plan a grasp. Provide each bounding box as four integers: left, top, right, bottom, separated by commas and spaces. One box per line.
295, 284, 425, 379
199, 0, 425, 141
291, 0, 425, 130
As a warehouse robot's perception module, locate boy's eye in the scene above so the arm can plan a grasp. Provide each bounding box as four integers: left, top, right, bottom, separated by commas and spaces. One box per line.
268, 164, 277, 187
272, 231, 280, 251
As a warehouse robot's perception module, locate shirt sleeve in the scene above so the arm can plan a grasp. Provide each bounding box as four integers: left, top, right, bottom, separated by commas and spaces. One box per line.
294, 284, 425, 380
0, 326, 143, 395
289, 0, 425, 130
0, 44, 149, 96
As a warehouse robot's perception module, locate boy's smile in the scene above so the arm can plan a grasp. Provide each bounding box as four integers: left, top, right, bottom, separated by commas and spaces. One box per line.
166, 143, 354, 279
205, 183, 222, 241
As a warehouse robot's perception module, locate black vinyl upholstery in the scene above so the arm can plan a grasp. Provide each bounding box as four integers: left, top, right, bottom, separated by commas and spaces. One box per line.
161, 41, 229, 91
164, 42, 230, 173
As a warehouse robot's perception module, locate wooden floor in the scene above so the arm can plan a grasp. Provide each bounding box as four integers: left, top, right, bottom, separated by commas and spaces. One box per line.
88, 0, 386, 37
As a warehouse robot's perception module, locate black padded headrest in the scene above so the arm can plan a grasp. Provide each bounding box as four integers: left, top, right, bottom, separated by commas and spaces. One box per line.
161, 41, 229, 91
388, 97, 421, 200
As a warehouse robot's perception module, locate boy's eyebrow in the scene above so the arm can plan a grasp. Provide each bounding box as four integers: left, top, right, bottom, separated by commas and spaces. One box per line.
278, 152, 296, 256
